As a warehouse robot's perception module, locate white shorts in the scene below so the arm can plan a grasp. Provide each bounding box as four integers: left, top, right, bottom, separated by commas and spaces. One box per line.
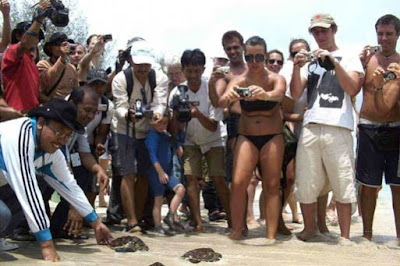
294, 124, 356, 204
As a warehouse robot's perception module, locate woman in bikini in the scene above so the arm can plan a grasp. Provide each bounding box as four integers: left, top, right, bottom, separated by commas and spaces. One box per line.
219, 36, 286, 240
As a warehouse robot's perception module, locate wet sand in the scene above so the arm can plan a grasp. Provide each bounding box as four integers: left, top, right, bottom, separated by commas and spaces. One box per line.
1, 185, 399, 265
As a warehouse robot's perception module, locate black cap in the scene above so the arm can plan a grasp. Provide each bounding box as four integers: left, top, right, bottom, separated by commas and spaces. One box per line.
87, 68, 109, 84
43, 32, 74, 57
11, 21, 44, 44
28, 98, 85, 134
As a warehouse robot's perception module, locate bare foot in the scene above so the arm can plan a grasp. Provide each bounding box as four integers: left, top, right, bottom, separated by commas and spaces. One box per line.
194, 225, 203, 233
246, 219, 259, 229
295, 229, 318, 241
228, 230, 244, 240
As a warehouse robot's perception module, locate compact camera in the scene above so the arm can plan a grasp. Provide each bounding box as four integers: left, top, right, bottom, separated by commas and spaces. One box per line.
236, 87, 252, 98
217, 66, 230, 74
134, 99, 153, 119
103, 34, 113, 42
369, 45, 382, 54
383, 71, 397, 82
305, 52, 315, 61
68, 43, 77, 53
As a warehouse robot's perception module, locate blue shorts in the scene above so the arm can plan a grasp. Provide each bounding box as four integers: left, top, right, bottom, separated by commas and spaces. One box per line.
147, 167, 181, 197
356, 125, 400, 187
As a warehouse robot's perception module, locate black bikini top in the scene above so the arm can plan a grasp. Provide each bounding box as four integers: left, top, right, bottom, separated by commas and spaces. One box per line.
240, 99, 278, 112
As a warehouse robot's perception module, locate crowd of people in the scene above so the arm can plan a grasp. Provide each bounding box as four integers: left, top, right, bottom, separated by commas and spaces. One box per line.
0, 0, 399, 262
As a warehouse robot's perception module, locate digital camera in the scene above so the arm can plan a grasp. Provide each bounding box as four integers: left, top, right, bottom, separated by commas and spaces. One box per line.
171, 85, 199, 122
236, 87, 252, 98
134, 99, 153, 119
305, 52, 315, 61
369, 45, 382, 53
383, 71, 397, 82
217, 66, 230, 74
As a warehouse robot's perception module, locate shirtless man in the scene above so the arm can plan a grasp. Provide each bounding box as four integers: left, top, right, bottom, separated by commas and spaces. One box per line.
357, 14, 400, 243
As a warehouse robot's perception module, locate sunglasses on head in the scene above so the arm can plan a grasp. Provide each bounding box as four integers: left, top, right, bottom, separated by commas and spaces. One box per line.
244, 54, 265, 63
268, 59, 283, 66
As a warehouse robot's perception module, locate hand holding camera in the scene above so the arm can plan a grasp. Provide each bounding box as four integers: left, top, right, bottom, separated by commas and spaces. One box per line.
293, 49, 310, 68
372, 66, 397, 90
236, 87, 252, 98
171, 85, 200, 122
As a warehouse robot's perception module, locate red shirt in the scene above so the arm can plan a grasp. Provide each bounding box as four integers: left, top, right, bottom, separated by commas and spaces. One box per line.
2, 43, 39, 111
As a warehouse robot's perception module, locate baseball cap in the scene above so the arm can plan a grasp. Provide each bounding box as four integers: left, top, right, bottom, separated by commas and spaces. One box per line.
87, 68, 109, 84
309, 14, 336, 31
130, 40, 155, 65
28, 98, 85, 134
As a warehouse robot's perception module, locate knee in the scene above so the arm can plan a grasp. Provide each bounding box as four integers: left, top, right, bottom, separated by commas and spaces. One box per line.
212, 177, 227, 188
176, 185, 186, 197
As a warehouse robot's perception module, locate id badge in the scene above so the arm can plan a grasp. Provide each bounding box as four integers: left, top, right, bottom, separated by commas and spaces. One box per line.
70, 152, 82, 167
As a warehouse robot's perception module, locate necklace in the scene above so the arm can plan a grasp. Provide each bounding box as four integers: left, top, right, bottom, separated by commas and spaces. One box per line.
382, 51, 397, 60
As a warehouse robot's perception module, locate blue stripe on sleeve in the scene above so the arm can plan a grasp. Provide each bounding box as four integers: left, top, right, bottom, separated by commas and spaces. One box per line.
84, 210, 98, 224
34, 228, 52, 242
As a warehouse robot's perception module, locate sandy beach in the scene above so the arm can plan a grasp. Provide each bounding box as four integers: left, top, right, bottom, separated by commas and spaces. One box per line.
1, 184, 399, 265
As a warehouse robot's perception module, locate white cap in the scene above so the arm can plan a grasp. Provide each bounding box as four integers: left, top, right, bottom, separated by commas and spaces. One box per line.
130, 40, 155, 65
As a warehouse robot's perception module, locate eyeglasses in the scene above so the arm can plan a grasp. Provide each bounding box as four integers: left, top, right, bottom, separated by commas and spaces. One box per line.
46, 123, 72, 141
244, 54, 265, 63
267, 59, 283, 66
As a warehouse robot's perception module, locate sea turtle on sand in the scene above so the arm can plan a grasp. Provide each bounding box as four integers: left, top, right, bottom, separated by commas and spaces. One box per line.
148, 263, 165, 266
182, 248, 222, 263
109, 236, 149, 252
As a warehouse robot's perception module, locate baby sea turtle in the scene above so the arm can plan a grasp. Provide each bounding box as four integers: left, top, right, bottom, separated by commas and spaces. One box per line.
109, 236, 149, 252
182, 248, 222, 263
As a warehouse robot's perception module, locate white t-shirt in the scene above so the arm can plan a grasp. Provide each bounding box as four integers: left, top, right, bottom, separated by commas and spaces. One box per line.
301, 49, 364, 130
169, 78, 226, 153
86, 98, 114, 145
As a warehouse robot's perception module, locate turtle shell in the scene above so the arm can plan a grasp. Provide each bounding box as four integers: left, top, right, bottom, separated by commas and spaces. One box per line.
109, 236, 149, 252
182, 248, 222, 263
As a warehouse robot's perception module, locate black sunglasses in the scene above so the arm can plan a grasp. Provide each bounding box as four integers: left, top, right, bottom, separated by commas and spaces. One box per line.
245, 54, 265, 63
268, 59, 283, 66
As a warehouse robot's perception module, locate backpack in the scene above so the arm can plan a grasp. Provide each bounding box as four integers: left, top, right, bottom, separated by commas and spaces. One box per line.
123, 67, 157, 102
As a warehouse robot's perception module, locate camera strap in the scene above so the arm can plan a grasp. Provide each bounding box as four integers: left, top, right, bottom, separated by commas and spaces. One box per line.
140, 88, 148, 105
46, 67, 66, 96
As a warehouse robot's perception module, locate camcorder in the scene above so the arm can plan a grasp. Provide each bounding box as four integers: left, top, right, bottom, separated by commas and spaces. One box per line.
134, 99, 153, 119
171, 85, 199, 122
383, 71, 397, 82
46, 0, 69, 27
236, 87, 252, 98
369, 45, 382, 54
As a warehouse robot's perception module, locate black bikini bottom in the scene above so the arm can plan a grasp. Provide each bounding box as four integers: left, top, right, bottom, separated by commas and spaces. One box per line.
240, 133, 283, 151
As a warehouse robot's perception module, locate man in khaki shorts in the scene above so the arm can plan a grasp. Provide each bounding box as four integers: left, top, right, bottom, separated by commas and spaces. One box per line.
290, 13, 364, 241
169, 49, 229, 232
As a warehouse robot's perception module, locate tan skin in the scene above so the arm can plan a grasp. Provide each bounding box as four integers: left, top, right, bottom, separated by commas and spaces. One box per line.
359, 23, 400, 241
220, 43, 286, 240
69, 44, 85, 67
266, 52, 284, 74
360, 62, 400, 241
290, 26, 362, 240
35, 118, 112, 261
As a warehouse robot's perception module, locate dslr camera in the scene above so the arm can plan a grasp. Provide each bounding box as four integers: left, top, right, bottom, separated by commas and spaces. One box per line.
383, 71, 397, 82
236, 87, 252, 98
134, 99, 153, 119
171, 85, 199, 122
44, 0, 69, 27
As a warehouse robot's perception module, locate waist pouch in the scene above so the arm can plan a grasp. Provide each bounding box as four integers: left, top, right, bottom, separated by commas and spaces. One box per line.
359, 124, 400, 152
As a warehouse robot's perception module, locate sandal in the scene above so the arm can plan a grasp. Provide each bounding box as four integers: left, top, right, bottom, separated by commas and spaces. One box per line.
124, 224, 142, 233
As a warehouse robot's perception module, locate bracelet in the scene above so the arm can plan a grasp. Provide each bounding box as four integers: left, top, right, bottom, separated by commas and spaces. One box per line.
374, 87, 383, 92
25, 30, 39, 38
